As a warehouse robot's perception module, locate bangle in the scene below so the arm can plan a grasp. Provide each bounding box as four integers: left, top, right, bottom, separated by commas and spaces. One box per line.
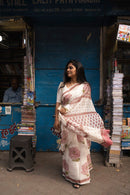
64, 107, 67, 113
58, 105, 68, 113
57, 105, 62, 111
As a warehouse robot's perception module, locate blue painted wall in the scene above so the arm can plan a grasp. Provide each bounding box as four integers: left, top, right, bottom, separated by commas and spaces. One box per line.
35, 25, 102, 151
0, 106, 21, 150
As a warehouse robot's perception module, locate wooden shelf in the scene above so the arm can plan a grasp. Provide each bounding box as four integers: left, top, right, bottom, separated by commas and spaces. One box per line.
117, 59, 130, 63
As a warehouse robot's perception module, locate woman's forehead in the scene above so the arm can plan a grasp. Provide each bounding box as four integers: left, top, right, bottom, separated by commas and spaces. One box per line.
67, 63, 74, 67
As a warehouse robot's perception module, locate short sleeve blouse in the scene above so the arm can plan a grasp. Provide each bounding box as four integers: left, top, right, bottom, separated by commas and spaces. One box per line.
56, 82, 63, 103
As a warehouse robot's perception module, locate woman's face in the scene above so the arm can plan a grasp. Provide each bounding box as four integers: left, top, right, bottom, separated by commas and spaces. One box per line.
66, 63, 77, 79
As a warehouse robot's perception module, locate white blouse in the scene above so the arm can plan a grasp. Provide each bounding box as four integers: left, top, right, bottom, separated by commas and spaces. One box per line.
56, 82, 64, 103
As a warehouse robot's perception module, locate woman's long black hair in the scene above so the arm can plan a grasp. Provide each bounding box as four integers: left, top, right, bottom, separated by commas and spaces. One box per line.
63, 59, 87, 84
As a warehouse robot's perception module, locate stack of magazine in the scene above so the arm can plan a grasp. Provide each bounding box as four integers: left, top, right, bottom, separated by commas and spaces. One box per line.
18, 54, 36, 148
109, 73, 124, 164
121, 118, 130, 150
18, 106, 36, 148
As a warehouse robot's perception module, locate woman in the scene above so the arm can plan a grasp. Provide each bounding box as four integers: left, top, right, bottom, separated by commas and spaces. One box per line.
53, 60, 112, 189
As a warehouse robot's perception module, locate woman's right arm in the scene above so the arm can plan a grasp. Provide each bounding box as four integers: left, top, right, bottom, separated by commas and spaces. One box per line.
54, 82, 66, 129
54, 102, 60, 130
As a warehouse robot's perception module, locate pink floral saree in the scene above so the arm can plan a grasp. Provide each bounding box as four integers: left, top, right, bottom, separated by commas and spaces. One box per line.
56, 82, 112, 185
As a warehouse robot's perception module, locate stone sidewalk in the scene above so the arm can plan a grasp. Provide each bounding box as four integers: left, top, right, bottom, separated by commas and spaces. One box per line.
0, 151, 130, 195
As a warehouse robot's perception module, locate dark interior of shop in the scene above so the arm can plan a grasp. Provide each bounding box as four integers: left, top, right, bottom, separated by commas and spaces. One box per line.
0, 20, 25, 102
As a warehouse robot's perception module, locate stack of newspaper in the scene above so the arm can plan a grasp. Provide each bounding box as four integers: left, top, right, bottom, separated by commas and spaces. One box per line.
109, 73, 124, 164
19, 54, 36, 148
18, 106, 37, 148
18, 106, 36, 135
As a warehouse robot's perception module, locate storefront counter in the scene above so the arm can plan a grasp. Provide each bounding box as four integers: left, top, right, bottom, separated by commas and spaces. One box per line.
0, 104, 21, 150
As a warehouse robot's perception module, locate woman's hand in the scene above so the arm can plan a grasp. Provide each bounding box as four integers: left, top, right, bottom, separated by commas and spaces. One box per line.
59, 106, 67, 115
54, 119, 60, 131
54, 102, 61, 130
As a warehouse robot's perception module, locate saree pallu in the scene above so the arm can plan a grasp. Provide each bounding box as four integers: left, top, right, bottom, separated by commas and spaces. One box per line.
58, 82, 112, 185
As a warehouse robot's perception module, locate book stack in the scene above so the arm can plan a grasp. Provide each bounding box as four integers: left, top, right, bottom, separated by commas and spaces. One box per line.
121, 118, 130, 150
109, 73, 124, 165
21, 106, 36, 124
121, 138, 130, 149
18, 124, 35, 136
18, 106, 36, 135
104, 78, 112, 137
20, 52, 36, 148
18, 105, 37, 148
23, 56, 28, 106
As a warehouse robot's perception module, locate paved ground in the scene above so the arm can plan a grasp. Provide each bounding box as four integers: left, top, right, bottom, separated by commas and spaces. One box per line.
0, 151, 130, 195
